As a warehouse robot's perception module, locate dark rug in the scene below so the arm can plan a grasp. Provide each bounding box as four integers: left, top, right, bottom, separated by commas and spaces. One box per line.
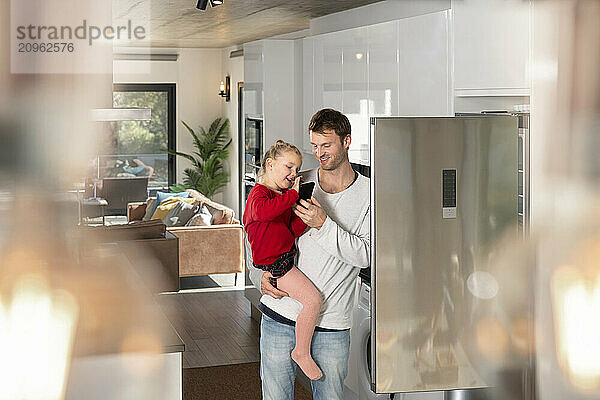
184, 362, 313, 399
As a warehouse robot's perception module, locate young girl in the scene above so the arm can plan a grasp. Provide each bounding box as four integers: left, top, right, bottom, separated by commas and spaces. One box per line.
243, 140, 323, 380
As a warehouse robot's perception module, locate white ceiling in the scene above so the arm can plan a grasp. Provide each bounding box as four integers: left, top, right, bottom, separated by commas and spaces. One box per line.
113, 0, 385, 48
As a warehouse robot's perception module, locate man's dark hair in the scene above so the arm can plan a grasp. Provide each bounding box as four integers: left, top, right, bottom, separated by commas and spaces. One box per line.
308, 108, 351, 142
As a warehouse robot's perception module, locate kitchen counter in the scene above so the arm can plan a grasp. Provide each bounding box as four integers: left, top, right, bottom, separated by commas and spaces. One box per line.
63, 244, 184, 400
70, 244, 184, 357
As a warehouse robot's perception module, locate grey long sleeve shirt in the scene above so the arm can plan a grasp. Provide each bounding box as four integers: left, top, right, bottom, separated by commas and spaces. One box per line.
249, 168, 370, 330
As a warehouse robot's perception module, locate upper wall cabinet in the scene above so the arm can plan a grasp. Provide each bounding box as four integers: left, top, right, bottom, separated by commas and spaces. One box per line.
341, 27, 369, 116
313, 31, 344, 112
243, 40, 298, 146
303, 37, 314, 151
453, 0, 531, 95
368, 20, 399, 118
305, 10, 453, 164
243, 42, 263, 117
398, 10, 452, 116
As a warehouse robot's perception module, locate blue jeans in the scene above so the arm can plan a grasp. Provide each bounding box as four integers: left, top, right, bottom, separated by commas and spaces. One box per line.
260, 314, 350, 400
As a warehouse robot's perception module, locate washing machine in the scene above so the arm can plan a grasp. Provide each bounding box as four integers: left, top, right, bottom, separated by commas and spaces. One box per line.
343, 278, 360, 400
351, 280, 387, 400
349, 279, 444, 400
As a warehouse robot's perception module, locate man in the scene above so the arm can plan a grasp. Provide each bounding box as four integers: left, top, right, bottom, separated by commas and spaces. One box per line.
248, 108, 370, 400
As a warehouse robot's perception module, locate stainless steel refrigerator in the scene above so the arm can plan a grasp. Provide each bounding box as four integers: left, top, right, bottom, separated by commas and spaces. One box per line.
370, 116, 534, 399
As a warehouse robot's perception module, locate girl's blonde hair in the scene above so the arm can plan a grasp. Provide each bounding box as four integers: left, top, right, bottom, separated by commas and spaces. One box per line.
257, 140, 302, 183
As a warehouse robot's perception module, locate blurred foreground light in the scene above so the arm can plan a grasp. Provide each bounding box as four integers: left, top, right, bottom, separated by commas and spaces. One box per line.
467, 271, 499, 299
0, 275, 78, 400
476, 316, 508, 362
551, 264, 600, 391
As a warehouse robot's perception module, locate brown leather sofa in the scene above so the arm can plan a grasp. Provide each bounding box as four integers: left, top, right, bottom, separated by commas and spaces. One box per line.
127, 193, 244, 278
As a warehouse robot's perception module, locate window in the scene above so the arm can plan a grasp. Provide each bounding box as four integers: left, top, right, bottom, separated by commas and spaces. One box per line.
102, 84, 175, 191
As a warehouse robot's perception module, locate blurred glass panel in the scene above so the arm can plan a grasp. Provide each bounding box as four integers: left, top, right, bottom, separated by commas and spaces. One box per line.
110, 90, 170, 190
97, 154, 168, 190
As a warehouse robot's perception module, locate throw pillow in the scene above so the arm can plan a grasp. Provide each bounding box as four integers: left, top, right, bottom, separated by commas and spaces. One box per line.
188, 189, 235, 224
150, 190, 190, 218
152, 197, 196, 221
186, 205, 213, 226
143, 197, 157, 221
128, 202, 147, 222
188, 189, 209, 204
164, 199, 199, 227
204, 204, 230, 225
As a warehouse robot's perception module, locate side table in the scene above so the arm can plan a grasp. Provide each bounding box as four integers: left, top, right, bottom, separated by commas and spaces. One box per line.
80, 197, 108, 225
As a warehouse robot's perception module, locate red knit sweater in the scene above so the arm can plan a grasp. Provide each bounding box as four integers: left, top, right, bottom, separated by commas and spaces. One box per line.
243, 184, 307, 265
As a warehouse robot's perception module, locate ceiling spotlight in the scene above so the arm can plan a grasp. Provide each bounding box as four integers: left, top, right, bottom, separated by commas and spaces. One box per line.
197, 0, 222, 9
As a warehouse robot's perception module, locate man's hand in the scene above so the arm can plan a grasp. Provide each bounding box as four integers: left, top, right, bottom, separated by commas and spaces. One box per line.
293, 196, 327, 229
261, 271, 289, 298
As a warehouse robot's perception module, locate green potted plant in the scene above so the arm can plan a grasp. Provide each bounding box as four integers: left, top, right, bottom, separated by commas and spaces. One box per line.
168, 117, 231, 199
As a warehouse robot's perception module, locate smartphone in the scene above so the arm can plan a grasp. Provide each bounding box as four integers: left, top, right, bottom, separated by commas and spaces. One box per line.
298, 181, 315, 201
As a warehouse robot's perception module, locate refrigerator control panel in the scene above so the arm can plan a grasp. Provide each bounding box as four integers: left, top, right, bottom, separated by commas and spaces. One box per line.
442, 168, 457, 219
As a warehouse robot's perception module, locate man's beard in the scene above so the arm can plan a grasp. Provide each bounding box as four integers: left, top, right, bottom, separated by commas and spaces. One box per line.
320, 152, 347, 171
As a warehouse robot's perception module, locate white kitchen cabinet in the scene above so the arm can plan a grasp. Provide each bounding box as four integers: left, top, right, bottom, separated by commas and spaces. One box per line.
242, 41, 263, 117
300, 0, 531, 165
341, 27, 369, 165
304, 10, 453, 164
310, 27, 370, 158
305, 31, 344, 152
453, 0, 531, 95
302, 37, 314, 152
313, 31, 344, 113
243, 39, 299, 146
397, 10, 453, 116
368, 20, 399, 118
262, 41, 296, 146
341, 27, 369, 116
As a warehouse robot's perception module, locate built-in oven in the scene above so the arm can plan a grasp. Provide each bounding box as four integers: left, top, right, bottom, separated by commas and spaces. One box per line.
243, 116, 263, 198
240, 115, 263, 217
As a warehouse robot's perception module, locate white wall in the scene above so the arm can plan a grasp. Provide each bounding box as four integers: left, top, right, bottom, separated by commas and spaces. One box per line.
220, 46, 244, 216
113, 48, 223, 190
113, 58, 178, 83
177, 49, 224, 188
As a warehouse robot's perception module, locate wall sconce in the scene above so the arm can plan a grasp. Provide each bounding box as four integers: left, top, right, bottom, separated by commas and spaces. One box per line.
218, 76, 230, 102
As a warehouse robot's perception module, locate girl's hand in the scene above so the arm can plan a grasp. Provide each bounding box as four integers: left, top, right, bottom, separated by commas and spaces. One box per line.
292, 176, 301, 193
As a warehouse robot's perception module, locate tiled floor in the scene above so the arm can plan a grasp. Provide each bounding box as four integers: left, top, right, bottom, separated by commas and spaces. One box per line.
157, 289, 261, 368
